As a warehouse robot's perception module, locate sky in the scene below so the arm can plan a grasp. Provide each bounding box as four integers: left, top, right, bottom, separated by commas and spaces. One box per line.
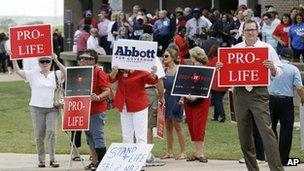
0, 0, 63, 16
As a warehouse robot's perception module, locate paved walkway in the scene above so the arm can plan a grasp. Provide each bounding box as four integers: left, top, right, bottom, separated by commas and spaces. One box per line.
0, 73, 22, 82
0, 153, 303, 171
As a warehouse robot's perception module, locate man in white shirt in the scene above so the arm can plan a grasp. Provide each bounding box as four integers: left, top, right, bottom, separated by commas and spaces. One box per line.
217, 19, 284, 171
87, 28, 106, 55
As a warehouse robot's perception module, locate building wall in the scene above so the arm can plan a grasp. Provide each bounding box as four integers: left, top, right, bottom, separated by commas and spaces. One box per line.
259, 0, 304, 17
122, 0, 211, 14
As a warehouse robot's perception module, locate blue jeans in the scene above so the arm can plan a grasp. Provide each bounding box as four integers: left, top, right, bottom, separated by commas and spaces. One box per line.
211, 90, 226, 119
85, 113, 106, 149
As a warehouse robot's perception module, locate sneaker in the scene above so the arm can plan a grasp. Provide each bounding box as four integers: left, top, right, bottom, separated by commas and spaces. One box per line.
50, 160, 60, 168
38, 161, 45, 168
256, 159, 266, 164
238, 158, 245, 164
218, 116, 226, 122
146, 155, 165, 167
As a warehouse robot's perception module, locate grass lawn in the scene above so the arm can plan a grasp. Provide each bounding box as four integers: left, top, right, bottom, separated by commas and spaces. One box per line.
0, 81, 303, 161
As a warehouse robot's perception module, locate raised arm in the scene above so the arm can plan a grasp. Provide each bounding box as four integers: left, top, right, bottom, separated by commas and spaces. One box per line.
53, 53, 66, 81
11, 59, 26, 80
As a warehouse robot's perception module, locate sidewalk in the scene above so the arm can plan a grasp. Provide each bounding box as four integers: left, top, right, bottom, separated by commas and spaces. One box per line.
0, 153, 303, 171
0, 73, 22, 82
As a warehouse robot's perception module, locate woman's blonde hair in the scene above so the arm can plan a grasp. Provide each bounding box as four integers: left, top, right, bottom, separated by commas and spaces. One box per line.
189, 46, 208, 65
165, 44, 179, 61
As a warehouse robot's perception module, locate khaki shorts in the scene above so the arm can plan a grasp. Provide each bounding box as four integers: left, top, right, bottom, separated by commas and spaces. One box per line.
146, 88, 158, 128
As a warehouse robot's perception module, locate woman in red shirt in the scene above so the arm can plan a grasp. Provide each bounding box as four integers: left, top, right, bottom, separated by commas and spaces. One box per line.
78, 49, 111, 170
272, 14, 292, 54
207, 44, 229, 122
174, 26, 189, 65
109, 66, 158, 144
180, 46, 210, 163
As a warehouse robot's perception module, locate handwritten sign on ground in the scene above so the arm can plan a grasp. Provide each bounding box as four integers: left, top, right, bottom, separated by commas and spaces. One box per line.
97, 143, 154, 171
112, 39, 157, 71
218, 47, 269, 87
9, 24, 52, 59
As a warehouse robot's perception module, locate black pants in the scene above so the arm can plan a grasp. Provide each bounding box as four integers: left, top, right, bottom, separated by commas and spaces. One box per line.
99, 36, 111, 55
154, 34, 170, 56
71, 131, 82, 148
0, 53, 7, 73
211, 90, 226, 119
292, 48, 304, 62
270, 95, 294, 165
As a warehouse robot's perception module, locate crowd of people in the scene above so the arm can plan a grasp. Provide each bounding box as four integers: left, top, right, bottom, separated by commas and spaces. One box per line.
5, 1, 304, 171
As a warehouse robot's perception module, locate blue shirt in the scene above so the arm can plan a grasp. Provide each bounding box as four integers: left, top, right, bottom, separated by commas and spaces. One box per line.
261, 22, 278, 48
152, 18, 171, 36
268, 60, 302, 97
288, 22, 304, 50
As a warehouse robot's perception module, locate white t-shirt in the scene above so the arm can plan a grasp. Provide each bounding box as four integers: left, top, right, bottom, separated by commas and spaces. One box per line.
87, 35, 106, 55
155, 57, 166, 79
25, 70, 62, 108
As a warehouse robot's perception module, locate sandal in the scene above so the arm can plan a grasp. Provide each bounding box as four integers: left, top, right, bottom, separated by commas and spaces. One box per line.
161, 153, 174, 159
72, 156, 83, 161
186, 155, 198, 162
176, 153, 187, 160
186, 155, 208, 163
197, 156, 208, 163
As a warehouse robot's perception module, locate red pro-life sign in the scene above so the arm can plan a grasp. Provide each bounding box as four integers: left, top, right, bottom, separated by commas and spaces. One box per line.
62, 96, 91, 131
218, 47, 269, 87
9, 24, 53, 59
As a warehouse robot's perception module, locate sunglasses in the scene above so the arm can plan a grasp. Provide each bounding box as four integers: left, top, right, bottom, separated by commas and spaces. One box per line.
263, 18, 269, 20
163, 54, 169, 58
244, 29, 257, 32
39, 60, 51, 64
80, 57, 94, 61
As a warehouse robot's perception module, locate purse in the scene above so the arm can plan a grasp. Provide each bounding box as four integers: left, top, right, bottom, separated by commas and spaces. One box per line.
53, 71, 64, 109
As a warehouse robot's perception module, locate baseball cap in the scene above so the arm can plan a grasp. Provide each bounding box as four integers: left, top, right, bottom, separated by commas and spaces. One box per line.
85, 10, 92, 17
79, 53, 94, 59
267, 7, 277, 13
193, 7, 201, 13
280, 48, 293, 58
136, 15, 144, 20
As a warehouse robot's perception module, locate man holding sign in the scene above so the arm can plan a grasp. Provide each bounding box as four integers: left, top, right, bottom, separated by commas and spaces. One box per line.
217, 19, 284, 171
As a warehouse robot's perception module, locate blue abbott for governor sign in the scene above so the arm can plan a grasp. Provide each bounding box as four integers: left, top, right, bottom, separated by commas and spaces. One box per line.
97, 143, 153, 171
112, 39, 158, 71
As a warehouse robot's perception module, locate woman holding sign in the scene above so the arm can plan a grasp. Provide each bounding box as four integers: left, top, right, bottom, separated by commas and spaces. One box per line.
77, 49, 111, 170
109, 65, 158, 145
161, 45, 187, 160
12, 53, 66, 168
180, 47, 210, 163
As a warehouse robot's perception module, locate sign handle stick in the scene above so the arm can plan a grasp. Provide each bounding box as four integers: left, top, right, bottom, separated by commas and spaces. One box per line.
65, 132, 86, 170
66, 132, 76, 170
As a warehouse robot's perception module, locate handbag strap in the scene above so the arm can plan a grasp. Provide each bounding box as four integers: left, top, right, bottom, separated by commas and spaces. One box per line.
54, 70, 61, 87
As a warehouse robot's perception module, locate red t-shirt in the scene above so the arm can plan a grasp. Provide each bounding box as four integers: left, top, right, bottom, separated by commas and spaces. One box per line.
110, 70, 158, 112
76, 31, 90, 52
272, 23, 291, 46
91, 67, 110, 115
174, 34, 189, 65
207, 56, 229, 92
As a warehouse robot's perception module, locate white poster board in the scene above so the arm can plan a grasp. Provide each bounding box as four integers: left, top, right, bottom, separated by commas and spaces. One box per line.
300, 105, 304, 150
96, 143, 154, 171
112, 39, 157, 71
